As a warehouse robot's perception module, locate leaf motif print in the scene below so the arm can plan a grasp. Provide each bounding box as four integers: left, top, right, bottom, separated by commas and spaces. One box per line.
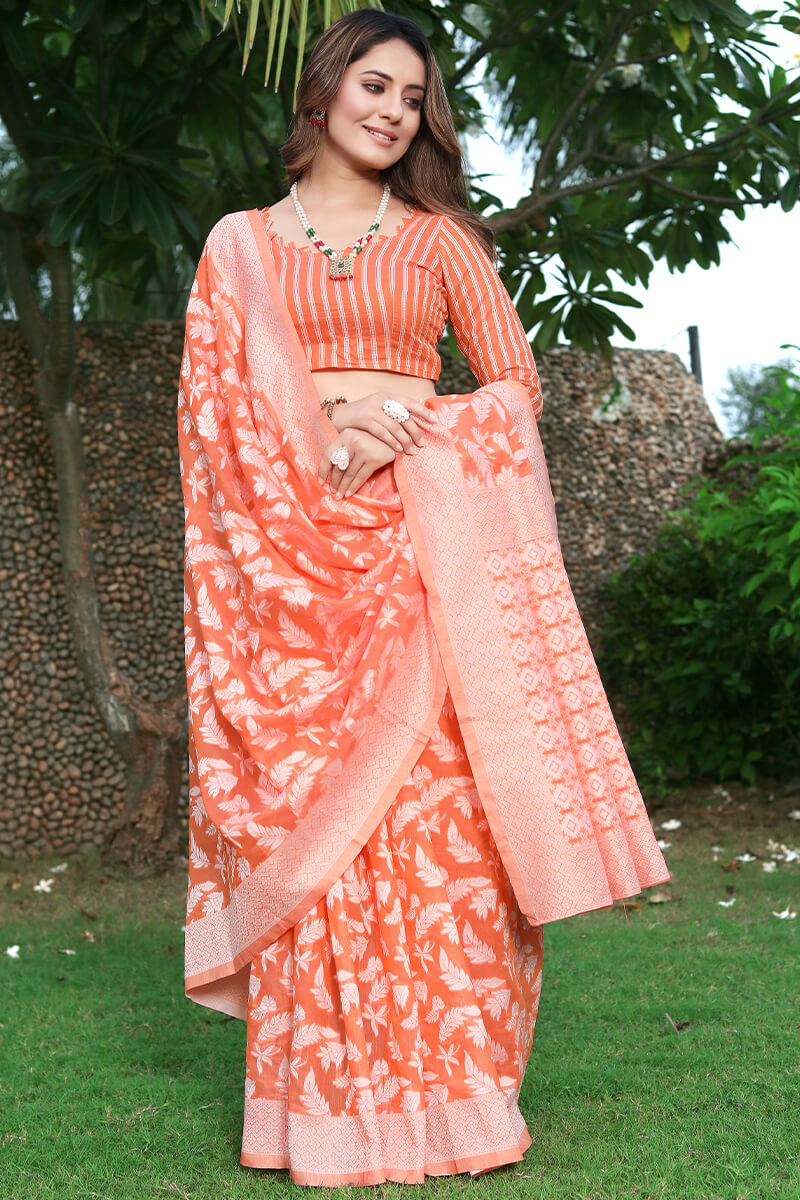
230, 529, 262, 557
205, 770, 239, 800
202, 889, 225, 917
462, 920, 497, 965
189, 832, 210, 869
187, 880, 217, 917
319, 1039, 347, 1070
438, 947, 473, 992
428, 727, 466, 763
267, 658, 308, 692
195, 398, 218, 441
415, 844, 448, 889
210, 289, 241, 336
196, 581, 223, 630
309, 963, 334, 1014
286, 757, 328, 817
390, 799, 421, 836
374, 1077, 402, 1106
463, 1051, 498, 1096
278, 611, 317, 649
244, 821, 290, 853
438, 1005, 476, 1042
446, 819, 482, 863
300, 1067, 332, 1116
297, 919, 328, 947
269, 749, 308, 789
444, 875, 492, 906
486, 986, 511, 1020
474, 885, 499, 919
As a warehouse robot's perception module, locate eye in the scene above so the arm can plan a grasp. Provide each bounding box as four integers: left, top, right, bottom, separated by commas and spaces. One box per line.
363, 82, 422, 110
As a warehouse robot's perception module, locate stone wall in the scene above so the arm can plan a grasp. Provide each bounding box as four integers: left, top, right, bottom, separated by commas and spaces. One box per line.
0, 322, 723, 858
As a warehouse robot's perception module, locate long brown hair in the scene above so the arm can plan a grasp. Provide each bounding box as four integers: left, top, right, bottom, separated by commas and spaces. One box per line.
280, 9, 495, 259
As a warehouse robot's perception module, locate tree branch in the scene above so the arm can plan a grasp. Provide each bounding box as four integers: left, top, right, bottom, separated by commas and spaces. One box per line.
0, 208, 47, 363
493, 79, 800, 234
648, 176, 780, 206
533, 3, 657, 194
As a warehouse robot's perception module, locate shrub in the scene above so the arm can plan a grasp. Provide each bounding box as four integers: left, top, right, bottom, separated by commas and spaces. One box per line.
597, 355, 800, 785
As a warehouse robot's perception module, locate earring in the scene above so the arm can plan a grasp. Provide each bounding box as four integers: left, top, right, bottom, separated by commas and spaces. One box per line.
309, 108, 326, 126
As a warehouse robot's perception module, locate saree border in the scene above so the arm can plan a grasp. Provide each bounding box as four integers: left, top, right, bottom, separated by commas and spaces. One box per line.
240, 1089, 531, 1184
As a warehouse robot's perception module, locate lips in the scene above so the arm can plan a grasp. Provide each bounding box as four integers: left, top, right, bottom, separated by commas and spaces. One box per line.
364, 125, 397, 143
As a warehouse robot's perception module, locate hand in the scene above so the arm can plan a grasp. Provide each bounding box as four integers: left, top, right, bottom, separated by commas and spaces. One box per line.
318, 426, 397, 499
330, 390, 436, 455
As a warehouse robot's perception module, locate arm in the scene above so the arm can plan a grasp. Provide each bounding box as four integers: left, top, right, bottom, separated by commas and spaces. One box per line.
438, 214, 543, 420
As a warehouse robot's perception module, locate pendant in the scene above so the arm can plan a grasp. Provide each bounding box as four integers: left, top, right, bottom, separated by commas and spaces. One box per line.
329, 252, 355, 280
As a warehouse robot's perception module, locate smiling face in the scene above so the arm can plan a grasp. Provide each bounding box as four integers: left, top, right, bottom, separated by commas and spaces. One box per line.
325, 37, 427, 170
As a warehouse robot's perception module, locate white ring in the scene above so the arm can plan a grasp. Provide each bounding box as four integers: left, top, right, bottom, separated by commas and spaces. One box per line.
330, 445, 350, 471
382, 399, 410, 422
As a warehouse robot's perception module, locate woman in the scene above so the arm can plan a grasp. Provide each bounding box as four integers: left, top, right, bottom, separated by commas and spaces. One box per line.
178, 8, 669, 1187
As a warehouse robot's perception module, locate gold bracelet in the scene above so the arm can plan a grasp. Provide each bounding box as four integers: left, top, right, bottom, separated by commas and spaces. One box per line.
320, 394, 348, 420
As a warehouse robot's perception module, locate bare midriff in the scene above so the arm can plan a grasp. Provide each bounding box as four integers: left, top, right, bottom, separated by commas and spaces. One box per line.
309, 367, 436, 408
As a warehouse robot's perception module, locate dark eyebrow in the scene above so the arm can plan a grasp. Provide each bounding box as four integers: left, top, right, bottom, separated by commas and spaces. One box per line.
358, 69, 425, 94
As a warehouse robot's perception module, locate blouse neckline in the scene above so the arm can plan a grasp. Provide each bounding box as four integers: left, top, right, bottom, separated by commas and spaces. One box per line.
260, 203, 421, 253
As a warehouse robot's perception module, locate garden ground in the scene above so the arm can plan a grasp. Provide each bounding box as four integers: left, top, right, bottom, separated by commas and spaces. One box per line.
2, 783, 799, 1200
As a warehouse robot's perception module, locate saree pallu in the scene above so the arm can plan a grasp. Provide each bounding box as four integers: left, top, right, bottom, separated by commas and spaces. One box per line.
178, 210, 669, 1184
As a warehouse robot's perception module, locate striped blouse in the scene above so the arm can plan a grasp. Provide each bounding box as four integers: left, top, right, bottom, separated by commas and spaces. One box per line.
260, 207, 543, 419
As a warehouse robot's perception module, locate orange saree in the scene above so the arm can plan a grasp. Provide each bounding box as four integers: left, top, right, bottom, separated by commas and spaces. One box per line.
178, 210, 669, 1185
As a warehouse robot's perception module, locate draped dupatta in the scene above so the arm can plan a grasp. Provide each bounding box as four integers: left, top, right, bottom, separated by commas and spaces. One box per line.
179, 210, 669, 1020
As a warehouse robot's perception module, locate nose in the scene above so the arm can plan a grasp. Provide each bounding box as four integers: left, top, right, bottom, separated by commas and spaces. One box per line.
379, 90, 404, 124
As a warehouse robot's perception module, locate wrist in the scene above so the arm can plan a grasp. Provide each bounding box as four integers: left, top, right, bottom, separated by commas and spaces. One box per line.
320, 394, 349, 430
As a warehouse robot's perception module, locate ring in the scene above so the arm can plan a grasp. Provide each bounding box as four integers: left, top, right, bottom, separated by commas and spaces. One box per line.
330, 445, 350, 471
382, 399, 410, 422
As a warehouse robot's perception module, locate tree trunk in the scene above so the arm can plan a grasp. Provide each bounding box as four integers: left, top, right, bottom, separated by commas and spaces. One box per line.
1, 223, 187, 863
105, 690, 187, 869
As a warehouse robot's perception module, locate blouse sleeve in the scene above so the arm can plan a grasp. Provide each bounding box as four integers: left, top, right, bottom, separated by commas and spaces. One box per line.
437, 214, 543, 420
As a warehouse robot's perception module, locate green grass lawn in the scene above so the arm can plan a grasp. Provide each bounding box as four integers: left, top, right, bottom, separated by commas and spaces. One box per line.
1, 796, 798, 1200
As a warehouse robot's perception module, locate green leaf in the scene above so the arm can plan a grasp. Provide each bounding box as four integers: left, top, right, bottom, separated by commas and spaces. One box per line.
780, 175, 800, 214
667, 19, 692, 51
98, 170, 131, 226
591, 290, 645, 309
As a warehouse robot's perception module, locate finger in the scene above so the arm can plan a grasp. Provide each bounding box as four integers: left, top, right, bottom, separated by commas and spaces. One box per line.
388, 421, 415, 452
402, 418, 427, 448
367, 420, 404, 453
343, 463, 373, 498
334, 454, 362, 497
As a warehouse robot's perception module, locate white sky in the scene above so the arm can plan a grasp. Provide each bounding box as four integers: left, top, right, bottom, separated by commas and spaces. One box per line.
464, 13, 800, 434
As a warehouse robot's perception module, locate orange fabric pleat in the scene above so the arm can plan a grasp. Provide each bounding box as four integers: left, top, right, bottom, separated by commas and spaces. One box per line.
240, 687, 544, 1186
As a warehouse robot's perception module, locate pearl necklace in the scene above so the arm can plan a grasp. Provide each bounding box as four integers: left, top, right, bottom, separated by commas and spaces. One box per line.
290, 180, 392, 280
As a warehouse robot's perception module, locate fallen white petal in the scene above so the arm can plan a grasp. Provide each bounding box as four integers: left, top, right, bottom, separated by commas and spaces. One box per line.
660, 819, 682, 831
718, 898, 737, 907
772, 906, 797, 919
50, 863, 69, 873
5, 945, 20, 959
735, 853, 757, 863
711, 845, 725, 853
762, 862, 777, 873
58, 948, 77, 956
33, 878, 55, 894
657, 839, 672, 850
788, 810, 800, 821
